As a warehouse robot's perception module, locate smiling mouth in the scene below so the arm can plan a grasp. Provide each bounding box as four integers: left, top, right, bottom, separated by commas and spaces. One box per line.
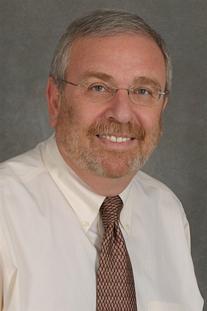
96, 134, 135, 143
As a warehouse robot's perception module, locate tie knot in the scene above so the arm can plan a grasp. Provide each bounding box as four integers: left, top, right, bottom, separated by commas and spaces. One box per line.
100, 195, 123, 229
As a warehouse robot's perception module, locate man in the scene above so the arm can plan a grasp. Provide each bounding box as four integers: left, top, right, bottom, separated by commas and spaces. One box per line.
0, 9, 203, 311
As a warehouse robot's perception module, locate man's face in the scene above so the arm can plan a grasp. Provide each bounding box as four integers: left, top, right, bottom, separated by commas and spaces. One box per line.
49, 34, 167, 179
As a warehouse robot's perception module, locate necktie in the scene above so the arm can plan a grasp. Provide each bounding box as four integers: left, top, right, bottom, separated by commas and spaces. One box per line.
96, 195, 137, 310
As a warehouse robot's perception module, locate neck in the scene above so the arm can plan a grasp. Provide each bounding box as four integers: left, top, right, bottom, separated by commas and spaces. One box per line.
70, 165, 135, 196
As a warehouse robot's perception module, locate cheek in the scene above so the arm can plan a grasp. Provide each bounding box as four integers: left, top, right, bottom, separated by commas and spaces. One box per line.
70, 101, 106, 129
134, 108, 162, 131
72, 110, 98, 130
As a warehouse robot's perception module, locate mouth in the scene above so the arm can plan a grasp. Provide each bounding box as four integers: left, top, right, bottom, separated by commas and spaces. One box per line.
88, 119, 145, 144
96, 134, 136, 145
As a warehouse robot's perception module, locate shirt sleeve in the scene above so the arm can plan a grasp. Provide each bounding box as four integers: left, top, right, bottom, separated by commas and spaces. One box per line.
0, 257, 3, 310
0, 190, 3, 310
184, 218, 191, 251
0, 213, 4, 311
0, 183, 19, 310
178, 201, 191, 251
0, 217, 4, 311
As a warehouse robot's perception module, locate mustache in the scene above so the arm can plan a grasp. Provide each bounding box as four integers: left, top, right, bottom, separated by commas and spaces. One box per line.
87, 119, 145, 140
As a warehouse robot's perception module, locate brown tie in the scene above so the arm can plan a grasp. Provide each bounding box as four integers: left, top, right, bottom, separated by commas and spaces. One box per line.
96, 196, 137, 311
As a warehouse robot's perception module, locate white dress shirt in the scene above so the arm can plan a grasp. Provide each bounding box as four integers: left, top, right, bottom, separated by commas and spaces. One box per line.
0, 136, 203, 311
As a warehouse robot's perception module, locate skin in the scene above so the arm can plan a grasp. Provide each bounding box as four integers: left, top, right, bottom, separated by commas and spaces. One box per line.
47, 34, 168, 196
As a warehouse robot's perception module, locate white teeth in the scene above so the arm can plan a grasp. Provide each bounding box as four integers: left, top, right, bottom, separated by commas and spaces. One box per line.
116, 137, 123, 142
110, 136, 117, 142
100, 135, 131, 143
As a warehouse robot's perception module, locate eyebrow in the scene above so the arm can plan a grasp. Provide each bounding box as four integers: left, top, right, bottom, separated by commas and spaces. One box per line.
133, 76, 162, 90
79, 71, 162, 90
79, 71, 115, 83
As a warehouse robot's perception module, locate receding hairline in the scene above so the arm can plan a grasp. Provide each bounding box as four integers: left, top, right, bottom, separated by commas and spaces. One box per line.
67, 32, 167, 81
64, 30, 167, 69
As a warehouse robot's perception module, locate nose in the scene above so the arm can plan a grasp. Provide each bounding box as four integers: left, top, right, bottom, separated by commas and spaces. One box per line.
104, 89, 134, 123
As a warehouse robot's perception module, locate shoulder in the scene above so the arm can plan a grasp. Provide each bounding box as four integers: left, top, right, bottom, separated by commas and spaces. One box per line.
0, 140, 47, 187
136, 170, 181, 202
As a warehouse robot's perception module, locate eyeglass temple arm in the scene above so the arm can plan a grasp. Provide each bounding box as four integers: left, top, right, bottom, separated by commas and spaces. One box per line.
60, 79, 78, 87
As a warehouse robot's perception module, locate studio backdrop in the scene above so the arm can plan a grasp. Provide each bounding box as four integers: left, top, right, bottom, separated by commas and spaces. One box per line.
0, 0, 206, 307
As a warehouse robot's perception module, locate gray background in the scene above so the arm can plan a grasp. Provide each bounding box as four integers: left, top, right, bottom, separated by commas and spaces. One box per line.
0, 0, 206, 307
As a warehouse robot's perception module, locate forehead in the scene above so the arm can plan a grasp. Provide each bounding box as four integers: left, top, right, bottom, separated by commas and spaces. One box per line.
67, 34, 166, 87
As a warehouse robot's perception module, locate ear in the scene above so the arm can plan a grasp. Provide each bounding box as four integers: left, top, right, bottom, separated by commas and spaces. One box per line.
46, 77, 62, 128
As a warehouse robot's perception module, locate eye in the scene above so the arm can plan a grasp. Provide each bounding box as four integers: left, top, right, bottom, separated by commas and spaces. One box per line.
87, 83, 109, 93
133, 87, 153, 97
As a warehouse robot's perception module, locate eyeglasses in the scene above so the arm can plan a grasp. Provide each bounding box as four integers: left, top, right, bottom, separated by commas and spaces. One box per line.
59, 78, 168, 106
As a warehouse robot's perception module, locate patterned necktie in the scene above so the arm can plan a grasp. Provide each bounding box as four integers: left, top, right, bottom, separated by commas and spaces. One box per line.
96, 195, 137, 311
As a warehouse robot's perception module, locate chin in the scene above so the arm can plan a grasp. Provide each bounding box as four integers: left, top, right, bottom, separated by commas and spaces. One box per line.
90, 157, 144, 179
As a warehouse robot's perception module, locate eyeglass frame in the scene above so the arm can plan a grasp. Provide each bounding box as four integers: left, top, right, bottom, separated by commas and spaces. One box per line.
58, 78, 169, 105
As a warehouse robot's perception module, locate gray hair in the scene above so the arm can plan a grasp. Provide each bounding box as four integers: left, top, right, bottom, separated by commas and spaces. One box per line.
49, 9, 172, 91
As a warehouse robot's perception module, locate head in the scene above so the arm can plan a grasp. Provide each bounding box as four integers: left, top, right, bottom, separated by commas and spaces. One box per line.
47, 9, 170, 182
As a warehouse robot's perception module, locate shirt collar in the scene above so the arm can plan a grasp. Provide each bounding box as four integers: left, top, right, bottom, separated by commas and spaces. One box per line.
41, 136, 135, 234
